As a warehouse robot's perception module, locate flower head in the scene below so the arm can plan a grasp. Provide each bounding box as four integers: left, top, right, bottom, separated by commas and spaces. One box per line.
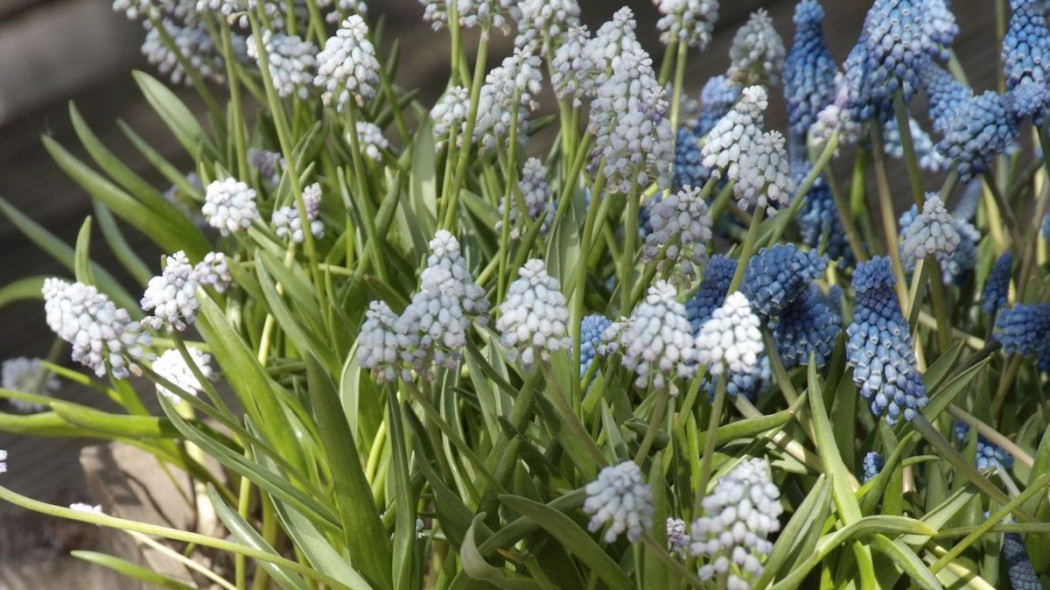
696, 292, 764, 377
685, 255, 737, 334
690, 458, 782, 588
667, 517, 689, 556
141, 21, 226, 87
357, 300, 412, 384
431, 86, 470, 145
696, 75, 740, 137
141, 251, 199, 331
862, 451, 884, 483
583, 461, 653, 544
728, 9, 786, 87
846, 257, 928, 424
550, 25, 592, 107
192, 252, 232, 293
783, 0, 837, 158
1003, 532, 1042, 590
982, 252, 1013, 316
1, 358, 59, 412
203, 178, 259, 236
248, 148, 282, 185
315, 15, 379, 110
702, 86, 768, 184
954, 422, 1013, 472
248, 31, 317, 99
655, 0, 719, 50
994, 302, 1050, 371
474, 48, 543, 152
734, 130, 795, 215
420, 0, 516, 31
352, 121, 389, 161
580, 314, 612, 377
795, 162, 854, 266
937, 91, 1019, 183
741, 244, 827, 320
642, 186, 713, 287
898, 195, 960, 270
70, 502, 103, 513
920, 61, 972, 134
882, 118, 947, 172
273, 183, 325, 243
771, 285, 841, 369
614, 281, 697, 394
515, 0, 580, 55
496, 158, 555, 241
43, 279, 154, 379
1003, 0, 1050, 90
496, 260, 571, 368
152, 347, 213, 403
672, 127, 710, 191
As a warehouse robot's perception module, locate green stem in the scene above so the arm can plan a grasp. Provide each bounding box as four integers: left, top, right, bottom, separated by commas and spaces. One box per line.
442, 28, 490, 230
694, 375, 726, 513
870, 124, 910, 307
727, 207, 765, 293
571, 169, 606, 403
669, 41, 689, 137
982, 171, 1025, 248
497, 94, 523, 306
619, 183, 643, 313
219, 21, 248, 179
892, 91, 925, 208
634, 391, 670, 464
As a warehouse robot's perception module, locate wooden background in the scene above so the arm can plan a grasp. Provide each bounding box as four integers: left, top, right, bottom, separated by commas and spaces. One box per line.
0, 0, 1002, 585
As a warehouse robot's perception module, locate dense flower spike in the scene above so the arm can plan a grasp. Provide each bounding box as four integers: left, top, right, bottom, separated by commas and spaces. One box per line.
925, 0, 959, 58
196, 0, 284, 29
771, 285, 841, 369
316, 0, 367, 24
1005, 79, 1049, 123
192, 252, 232, 293
994, 303, 1050, 371
357, 300, 411, 384
583, 461, 653, 544
954, 422, 1014, 471
1, 358, 59, 412
795, 163, 854, 266
615, 281, 697, 393
696, 292, 764, 377
920, 61, 972, 133
642, 186, 713, 286
248, 148, 282, 185
685, 255, 737, 333
203, 178, 259, 236
1002, 532, 1043, 590
515, 0, 580, 55
43, 279, 153, 379
728, 9, 786, 87
655, 0, 719, 50
273, 183, 325, 243
667, 517, 689, 556
420, 0, 516, 31
735, 130, 795, 215
862, 452, 884, 483
151, 347, 213, 403
141, 21, 227, 87
579, 314, 612, 376
882, 118, 947, 172
898, 199, 980, 283
672, 127, 709, 190
702, 86, 768, 186
898, 195, 960, 271
474, 48, 543, 152
314, 15, 379, 110
741, 244, 827, 320
696, 75, 740, 137
847, 257, 928, 423
809, 74, 863, 149
353, 121, 389, 161
141, 251, 200, 331
1003, 0, 1050, 91
690, 458, 783, 588
783, 0, 837, 157
431, 86, 470, 145
496, 157, 555, 241
496, 260, 572, 368
937, 91, 1019, 183
978, 253, 1012, 317
550, 25, 591, 106
247, 31, 317, 99
396, 231, 489, 376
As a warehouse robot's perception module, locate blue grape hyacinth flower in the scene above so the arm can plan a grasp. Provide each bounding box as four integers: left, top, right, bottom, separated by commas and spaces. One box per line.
936, 91, 1019, 183
741, 244, 828, 320
1004, 0, 1050, 90
846, 257, 928, 424
685, 255, 737, 334
920, 61, 973, 134
1003, 532, 1043, 590
579, 314, 612, 377
994, 302, 1050, 372
982, 252, 1013, 316
771, 284, 841, 369
672, 126, 710, 191
862, 451, 884, 483
954, 421, 1014, 472
795, 162, 855, 267
783, 0, 837, 158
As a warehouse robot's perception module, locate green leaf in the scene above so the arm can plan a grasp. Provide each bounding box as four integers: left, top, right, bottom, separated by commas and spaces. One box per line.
132, 70, 215, 159
0, 196, 138, 312
92, 200, 152, 286
922, 357, 990, 420
870, 535, 941, 590
0, 409, 92, 437
74, 217, 95, 285
207, 485, 313, 590
409, 119, 437, 240
460, 516, 542, 590
754, 476, 830, 590
499, 495, 633, 590
118, 120, 202, 199
807, 359, 862, 523
0, 276, 47, 311
922, 341, 964, 391
255, 260, 339, 372
304, 354, 393, 590
50, 400, 179, 438
71, 551, 197, 590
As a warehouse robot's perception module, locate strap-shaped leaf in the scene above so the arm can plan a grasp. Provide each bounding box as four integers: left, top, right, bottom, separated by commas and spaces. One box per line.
133, 70, 216, 160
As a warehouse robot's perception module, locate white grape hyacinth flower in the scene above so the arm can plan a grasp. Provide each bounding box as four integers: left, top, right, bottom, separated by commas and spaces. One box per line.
203, 178, 259, 236
1, 357, 59, 412
70, 503, 103, 514
734, 130, 795, 216
898, 195, 960, 270
695, 292, 763, 377
141, 251, 199, 332
496, 259, 571, 368
352, 121, 389, 161
727, 9, 785, 87
701, 86, 768, 182
151, 347, 214, 403
192, 252, 233, 293
655, 0, 719, 50
314, 15, 380, 110
616, 280, 697, 394
247, 31, 318, 99
357, 300, 412, 384
583, 461, 653, 544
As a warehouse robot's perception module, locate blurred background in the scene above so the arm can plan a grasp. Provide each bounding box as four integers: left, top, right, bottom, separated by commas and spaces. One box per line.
0, 0, 997, 586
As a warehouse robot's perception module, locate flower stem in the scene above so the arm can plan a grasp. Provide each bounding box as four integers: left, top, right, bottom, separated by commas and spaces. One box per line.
892, 91, 925, 209
634, 390, 670, 464
442, 28, 490, 230
669, 41, 689, 137
694, 375, 726, 512
870, 124, 910, 308
727, 206, 765, 293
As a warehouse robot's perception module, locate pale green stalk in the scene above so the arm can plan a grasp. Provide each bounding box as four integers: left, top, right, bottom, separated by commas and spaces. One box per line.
727, 207, 765, 293
693, 374, 726, 515
442, 27, 490, 230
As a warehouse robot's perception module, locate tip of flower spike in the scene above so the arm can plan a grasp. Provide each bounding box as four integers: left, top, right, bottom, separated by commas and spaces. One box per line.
793, 0, 824, 26
852, 256, 896, 294
741, 86, 770, 113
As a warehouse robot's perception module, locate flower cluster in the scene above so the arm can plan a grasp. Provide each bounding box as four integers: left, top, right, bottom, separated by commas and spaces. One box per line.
695, 292, 763, 378
667, 517, 689, 556
727, 9, 786, 87
43, 279, 153, 379
696, 75, 740, 137
272, 183, 325, 243
496, 259, 571, 368
353, 121, 389, 161
1, 358, 59, 412
846, 257, 928, 424
741, 244, 827, 320
672, 127, 709, 191
579, 314, 611, 377
642, 186, 713, 287
954, 422, 1013, 472
247, 31, 317, 99
514, 0, 580, 55
141, 251, 200, 331
496, 158, 555, 241
771, 284, 841, 369
613, 281, 697, 394
936, 91, 1018, 183
203, 178, 259, 236
685, 255, 736, 333
655, 0, 719, 50
783, 0, 836, 157
474, 48, 543, 152
882, 118, 947, 172
583, 461, 653, 544
898, 195, 960, 271
795, 163, 853, 266
1003, 532, 1042, 590
141, 21, 227, 86
994, 302, 1050, 372
248, 148, 282, 185
982, 252, 1013, 316
315, 16, 379, 110
431, 86, 470, 145
420, 0, 516, 32
690, 458, 783, 588
862, 451, 884, 483
151, 347, 214, 403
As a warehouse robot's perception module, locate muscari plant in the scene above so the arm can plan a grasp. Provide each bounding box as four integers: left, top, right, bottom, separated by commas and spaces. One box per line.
1, 0, 1050, 588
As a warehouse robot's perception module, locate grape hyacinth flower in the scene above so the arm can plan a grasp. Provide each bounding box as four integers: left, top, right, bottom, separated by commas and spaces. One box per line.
937, 91, 1019, 183
141, 251, 200, 331
920, 61, 972, 134
582, 461, 653, 544
314, 15, 379, 110
862, 451, 884, 483
496, 260, 572, 368
1003, 0, 1050, 91
667, 517, 689, 556
396, 231, 489, 376
496, 158, 555, 241
846, 257, 928, 424
898, 195, 961, 271
795, 162, 854, 266
994, 302, 1050, 371
654, 0, 719, 50
735, 130, 795, 215
203, 178, 259, 236
273, 183, 325, 243
357, 300, 411, 384
514, 0, 580, 56
248, 148, 282, 185
882, 118, 947, 173
672, 127, 709, 191
431, 86, 470, 146
983, 252, 1013, 316
642, 186, 713, 287
925, 0, 959, 59
474, 47, 543, 152
420, 0, 516, 32
809, 73, 863, 150
690, 458, 783, 588
193, 252, 232, 293
685, 255, 737, 333
351, 121, 389, 161
727, 9, 786, 87
771, 284, 841, 369
579, 314, 611, 377
247, 31, 317, 99
151, 347, 213, 403
43, 279, 154, 379
550, 25, 591, 107
702, 86, 768, 187
1005, 78, 1049, 123
899, 199, 980, 284
695, 75, 740, 137
613, 281, 697, 394
196, 0, 284, 29
1, 358, 59, 412
1003, 532, 1043, 590
741, 244, 827, 320
141, 21, 226, 87
954, 422, 1014, 472
783, 0, 837, 157
695, 292, 764, 377
316, 0, 367, 24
